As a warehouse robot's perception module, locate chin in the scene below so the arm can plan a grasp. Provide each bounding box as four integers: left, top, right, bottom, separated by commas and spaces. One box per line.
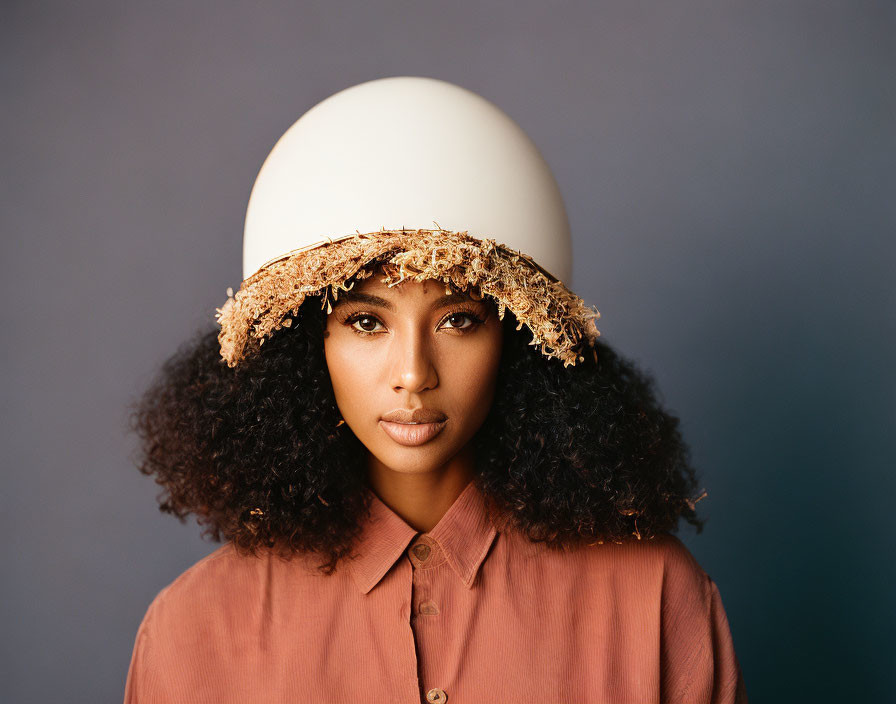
372, 447, 453, 474
363, 429, 463, 472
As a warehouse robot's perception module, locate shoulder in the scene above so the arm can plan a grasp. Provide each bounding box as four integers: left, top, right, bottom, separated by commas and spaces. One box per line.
517, 531, 709, 604
571, 532, 708, 581
653, 533, 713, 598
136, 544, 242, 634
651, 532, 712, 586
606, 533, 712, 605
151, 543, 247, 608
138, 543, 311, 638
126, 543, 339, 695
573, 532, 714, 610
160, 542, 241, 589
576, 534, 718, 640
640, 534, 718, 632
127, 544, 250, 684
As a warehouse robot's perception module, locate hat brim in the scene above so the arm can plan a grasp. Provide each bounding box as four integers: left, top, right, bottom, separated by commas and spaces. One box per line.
216, 228, 600, 368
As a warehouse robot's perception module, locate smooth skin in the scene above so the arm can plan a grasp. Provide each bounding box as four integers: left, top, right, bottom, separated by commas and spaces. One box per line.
323, 274, 503, 532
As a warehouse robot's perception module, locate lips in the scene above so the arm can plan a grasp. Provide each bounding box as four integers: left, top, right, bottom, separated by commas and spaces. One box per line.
379, 408, 448, 446
381, 408, 447, 424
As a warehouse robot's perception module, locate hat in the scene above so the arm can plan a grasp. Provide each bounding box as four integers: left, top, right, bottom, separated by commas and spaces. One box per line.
216, 76, 600, 367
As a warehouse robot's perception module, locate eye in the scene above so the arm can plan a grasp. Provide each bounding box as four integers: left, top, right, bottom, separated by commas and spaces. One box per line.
346, 313, 385, 335
342, 309, 485, 337
438, 311, 483, 332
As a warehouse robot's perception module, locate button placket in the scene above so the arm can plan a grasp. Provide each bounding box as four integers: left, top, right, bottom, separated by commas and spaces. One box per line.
408, 536, 444, 624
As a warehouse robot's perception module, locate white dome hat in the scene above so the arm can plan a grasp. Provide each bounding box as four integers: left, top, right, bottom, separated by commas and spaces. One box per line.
217, 76, 600, 367
243, 76, 572, 283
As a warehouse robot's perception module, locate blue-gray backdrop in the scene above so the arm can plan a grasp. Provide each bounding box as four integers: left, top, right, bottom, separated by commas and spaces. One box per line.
3, 1, 893, 702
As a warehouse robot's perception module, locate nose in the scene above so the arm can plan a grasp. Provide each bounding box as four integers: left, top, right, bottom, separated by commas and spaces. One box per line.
389, 327, 439, 394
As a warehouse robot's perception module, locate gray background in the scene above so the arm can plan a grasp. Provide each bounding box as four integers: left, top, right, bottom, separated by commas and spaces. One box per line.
3, 1, 893, 702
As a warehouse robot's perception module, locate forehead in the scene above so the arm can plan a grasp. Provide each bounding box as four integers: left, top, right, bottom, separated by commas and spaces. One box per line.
353, 274, 452, 297
352, 262, 483, 298
331, 266, 489, 312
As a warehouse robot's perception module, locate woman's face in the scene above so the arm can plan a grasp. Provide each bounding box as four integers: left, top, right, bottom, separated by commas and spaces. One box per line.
323, 273, 503, 476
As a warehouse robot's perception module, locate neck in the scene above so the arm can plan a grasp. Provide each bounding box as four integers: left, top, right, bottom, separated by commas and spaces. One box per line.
366, 446, 475, 533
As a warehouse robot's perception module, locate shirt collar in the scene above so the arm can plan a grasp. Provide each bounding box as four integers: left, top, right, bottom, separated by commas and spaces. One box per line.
348, 479, 499, 595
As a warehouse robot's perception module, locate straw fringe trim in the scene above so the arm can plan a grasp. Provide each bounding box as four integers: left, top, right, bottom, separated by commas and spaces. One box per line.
215, 228, 601, 368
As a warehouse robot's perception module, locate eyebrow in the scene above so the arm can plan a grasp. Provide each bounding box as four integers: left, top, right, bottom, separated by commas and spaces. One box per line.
331, 290, 482, 312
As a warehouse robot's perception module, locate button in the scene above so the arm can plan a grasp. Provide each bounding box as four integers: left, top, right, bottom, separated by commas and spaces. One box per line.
419, 600, 439, 615
425, 687, 447, 703
412, 543, 431, 561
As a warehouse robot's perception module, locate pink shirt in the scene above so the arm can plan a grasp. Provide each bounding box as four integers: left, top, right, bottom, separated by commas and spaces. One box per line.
124, 479, 747, 703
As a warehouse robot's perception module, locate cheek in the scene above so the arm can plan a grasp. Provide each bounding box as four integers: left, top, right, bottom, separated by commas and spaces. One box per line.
323, 332, 375, 414
440, 330, 503, 418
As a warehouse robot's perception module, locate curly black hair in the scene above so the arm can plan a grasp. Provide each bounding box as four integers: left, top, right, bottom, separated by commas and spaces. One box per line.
128, 288, 705, 575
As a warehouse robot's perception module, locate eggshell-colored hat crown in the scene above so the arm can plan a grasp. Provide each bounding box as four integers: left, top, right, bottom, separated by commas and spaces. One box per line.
243, 76, 572, 284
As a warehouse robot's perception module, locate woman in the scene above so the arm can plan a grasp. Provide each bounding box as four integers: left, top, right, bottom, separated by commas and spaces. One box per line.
125, 77, 747, 703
